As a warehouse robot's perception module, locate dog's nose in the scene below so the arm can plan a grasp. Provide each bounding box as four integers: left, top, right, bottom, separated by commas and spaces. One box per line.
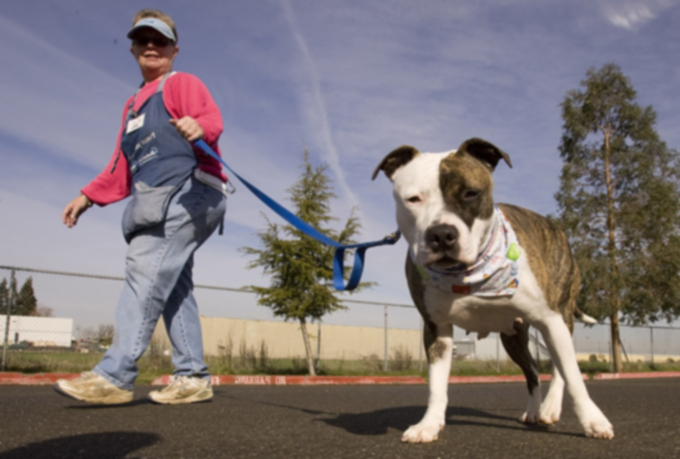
425, 224, 459, 252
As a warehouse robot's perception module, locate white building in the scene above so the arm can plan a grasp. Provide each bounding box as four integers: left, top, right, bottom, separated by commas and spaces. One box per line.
0, 315, 73, 347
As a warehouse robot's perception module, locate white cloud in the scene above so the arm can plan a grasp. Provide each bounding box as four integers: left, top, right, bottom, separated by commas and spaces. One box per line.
599, 0, 675, 30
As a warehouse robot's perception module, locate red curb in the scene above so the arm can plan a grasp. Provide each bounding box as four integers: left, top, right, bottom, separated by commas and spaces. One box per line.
151, 374, 589, 386
2, 371, 678, 386
151, 375, 427, 386
593, 371, 680, 380
0, 372, 79, 385
448, 374, 588, 384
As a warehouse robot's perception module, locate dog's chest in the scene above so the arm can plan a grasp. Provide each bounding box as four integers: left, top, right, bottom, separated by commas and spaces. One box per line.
420, 255, 547, 336
425, 289, 520, 335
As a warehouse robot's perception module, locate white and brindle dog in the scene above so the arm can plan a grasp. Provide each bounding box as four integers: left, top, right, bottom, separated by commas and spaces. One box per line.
373, 138, 614, 442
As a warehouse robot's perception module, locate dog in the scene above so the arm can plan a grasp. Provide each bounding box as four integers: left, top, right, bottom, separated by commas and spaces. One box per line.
372, 138, 614, 442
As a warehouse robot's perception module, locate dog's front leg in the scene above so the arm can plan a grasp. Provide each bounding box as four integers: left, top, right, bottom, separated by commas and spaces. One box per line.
539, 362, 564, 425
536, 315, 614, 439
402, 323, 453, 443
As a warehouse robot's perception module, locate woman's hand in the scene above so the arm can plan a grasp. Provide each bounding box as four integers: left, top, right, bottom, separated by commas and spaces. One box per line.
62, 194, 92, 228
170, 117, 204, 142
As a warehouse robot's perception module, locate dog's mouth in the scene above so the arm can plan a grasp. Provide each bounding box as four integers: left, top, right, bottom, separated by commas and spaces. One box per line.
425, 255, 467, 271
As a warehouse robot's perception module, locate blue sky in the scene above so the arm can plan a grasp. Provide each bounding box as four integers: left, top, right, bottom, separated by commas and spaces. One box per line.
2, 0, 680, 330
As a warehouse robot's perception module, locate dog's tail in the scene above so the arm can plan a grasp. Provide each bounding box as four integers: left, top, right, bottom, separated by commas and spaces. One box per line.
574, 307, 597, 325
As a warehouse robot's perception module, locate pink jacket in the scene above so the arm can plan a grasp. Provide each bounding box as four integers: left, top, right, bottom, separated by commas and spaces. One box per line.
81, 72, 226, 206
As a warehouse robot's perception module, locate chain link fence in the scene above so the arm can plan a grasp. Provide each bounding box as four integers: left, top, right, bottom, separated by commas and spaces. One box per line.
2, 265, 679, 372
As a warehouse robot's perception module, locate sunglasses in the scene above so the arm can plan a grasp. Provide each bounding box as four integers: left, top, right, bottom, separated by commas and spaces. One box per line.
133, 36, 173, 47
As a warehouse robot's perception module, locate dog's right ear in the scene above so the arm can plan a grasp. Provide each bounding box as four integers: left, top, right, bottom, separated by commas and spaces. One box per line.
372, 145, 420, 180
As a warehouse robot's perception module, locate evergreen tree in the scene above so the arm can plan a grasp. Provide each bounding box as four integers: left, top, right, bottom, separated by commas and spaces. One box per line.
242, 151, 369, 375
0, 276, 18, 316
0, 279, 8, 315
554, 63, 680, 372
15, 277, 38, 316
0, 277, 38, 316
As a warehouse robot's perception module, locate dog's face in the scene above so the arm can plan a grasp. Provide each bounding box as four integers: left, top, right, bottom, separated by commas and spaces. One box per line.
373, 138, 512, 269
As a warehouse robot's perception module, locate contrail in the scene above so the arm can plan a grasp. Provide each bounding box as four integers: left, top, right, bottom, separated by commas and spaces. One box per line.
280, 0, 360, 210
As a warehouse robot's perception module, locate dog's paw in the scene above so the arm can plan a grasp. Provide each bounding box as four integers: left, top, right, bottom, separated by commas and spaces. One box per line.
539, 411, 560, 425
577, 403, 614, 439
520, 411, 540, 424
584, 418, 614, 439
520, 393, 542, 424
401, 422, 444, 443
538, 404, 561, 425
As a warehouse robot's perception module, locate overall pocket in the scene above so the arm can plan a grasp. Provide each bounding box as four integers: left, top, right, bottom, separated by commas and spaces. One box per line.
121, 180, 186, 243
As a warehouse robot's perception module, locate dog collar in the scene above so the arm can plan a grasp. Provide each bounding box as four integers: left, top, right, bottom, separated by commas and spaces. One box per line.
412, 207, 522, 297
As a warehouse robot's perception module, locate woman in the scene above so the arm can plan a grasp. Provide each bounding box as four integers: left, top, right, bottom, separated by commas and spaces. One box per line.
56, 9, 227, 405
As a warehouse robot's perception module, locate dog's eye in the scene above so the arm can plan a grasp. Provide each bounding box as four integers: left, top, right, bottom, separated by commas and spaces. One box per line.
406, 196, 422, 204
462, 190, 479, 200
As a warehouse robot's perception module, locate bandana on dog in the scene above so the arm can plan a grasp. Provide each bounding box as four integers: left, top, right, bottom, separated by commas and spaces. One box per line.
412, 207, 521, 297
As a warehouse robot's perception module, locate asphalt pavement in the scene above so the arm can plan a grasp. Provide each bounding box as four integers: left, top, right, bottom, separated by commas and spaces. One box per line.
0, 378, 678, 458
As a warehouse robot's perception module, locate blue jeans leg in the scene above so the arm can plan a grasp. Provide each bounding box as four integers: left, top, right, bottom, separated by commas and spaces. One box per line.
163, 255, 209, 378
94, 178, 226, 390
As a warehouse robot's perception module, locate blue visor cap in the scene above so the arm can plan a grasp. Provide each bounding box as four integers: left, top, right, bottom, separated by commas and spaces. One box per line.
127, 18, 176, 42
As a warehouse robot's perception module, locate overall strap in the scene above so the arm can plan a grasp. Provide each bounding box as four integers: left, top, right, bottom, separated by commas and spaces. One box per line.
155, 71, 175, 93
127, 72, 173, 118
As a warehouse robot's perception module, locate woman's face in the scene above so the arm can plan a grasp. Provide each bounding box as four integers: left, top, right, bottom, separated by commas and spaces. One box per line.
130, 27, 178, 81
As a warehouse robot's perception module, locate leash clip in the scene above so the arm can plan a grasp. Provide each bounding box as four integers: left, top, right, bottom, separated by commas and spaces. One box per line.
383, 231, 401, 244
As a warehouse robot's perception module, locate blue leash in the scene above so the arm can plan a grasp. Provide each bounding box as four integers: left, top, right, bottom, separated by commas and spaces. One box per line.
193, 139, 400, 291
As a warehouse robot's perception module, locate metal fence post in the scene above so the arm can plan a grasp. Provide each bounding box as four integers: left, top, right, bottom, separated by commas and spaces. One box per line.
534, 328, 540, 372
2, 269, 16, 372
650, 327, 655, 367
419, 317, 423, 372
316, 319, 321, 373
496, 333, 500, 372
384, 305, 388, 371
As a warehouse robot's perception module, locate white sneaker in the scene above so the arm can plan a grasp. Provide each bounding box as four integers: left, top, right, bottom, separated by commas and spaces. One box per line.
54, 371, 133, 405
148, 376, 213, 405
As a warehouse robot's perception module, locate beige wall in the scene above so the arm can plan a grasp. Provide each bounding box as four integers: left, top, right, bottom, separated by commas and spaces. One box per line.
151, 317, 680, 363
575, 353, 680, 363
152, 316, 424, 360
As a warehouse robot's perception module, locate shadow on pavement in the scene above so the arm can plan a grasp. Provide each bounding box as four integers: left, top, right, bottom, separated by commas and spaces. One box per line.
319, 405, 521, 435
216, 393, 583, 439
0, 432, 160, 459
321, 405, 582, 438
65, 398, 152, 410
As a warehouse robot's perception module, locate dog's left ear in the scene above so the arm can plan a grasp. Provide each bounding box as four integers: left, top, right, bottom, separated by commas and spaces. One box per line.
457, 138, 512, 171
372, 145, 420, 180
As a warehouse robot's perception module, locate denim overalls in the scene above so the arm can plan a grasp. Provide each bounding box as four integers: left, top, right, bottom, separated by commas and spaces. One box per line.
118, 73, 198, 243
94, 73, 227, 389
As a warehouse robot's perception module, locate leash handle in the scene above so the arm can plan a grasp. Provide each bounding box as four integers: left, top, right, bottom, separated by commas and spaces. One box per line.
192, 139, 400, 291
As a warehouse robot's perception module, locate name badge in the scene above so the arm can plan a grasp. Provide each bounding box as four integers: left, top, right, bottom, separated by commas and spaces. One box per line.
126, 113, 145, 134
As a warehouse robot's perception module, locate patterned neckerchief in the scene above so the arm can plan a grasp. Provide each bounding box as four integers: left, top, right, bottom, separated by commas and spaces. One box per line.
412, 207, 522, 297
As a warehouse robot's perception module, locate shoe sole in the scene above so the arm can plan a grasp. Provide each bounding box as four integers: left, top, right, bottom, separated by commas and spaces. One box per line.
147, 389, 213, 405
53, 383, 133, 405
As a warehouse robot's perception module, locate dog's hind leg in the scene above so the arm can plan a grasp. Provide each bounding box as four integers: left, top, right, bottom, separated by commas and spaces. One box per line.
401, 322, 453, 443
500, 319, 542, 424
